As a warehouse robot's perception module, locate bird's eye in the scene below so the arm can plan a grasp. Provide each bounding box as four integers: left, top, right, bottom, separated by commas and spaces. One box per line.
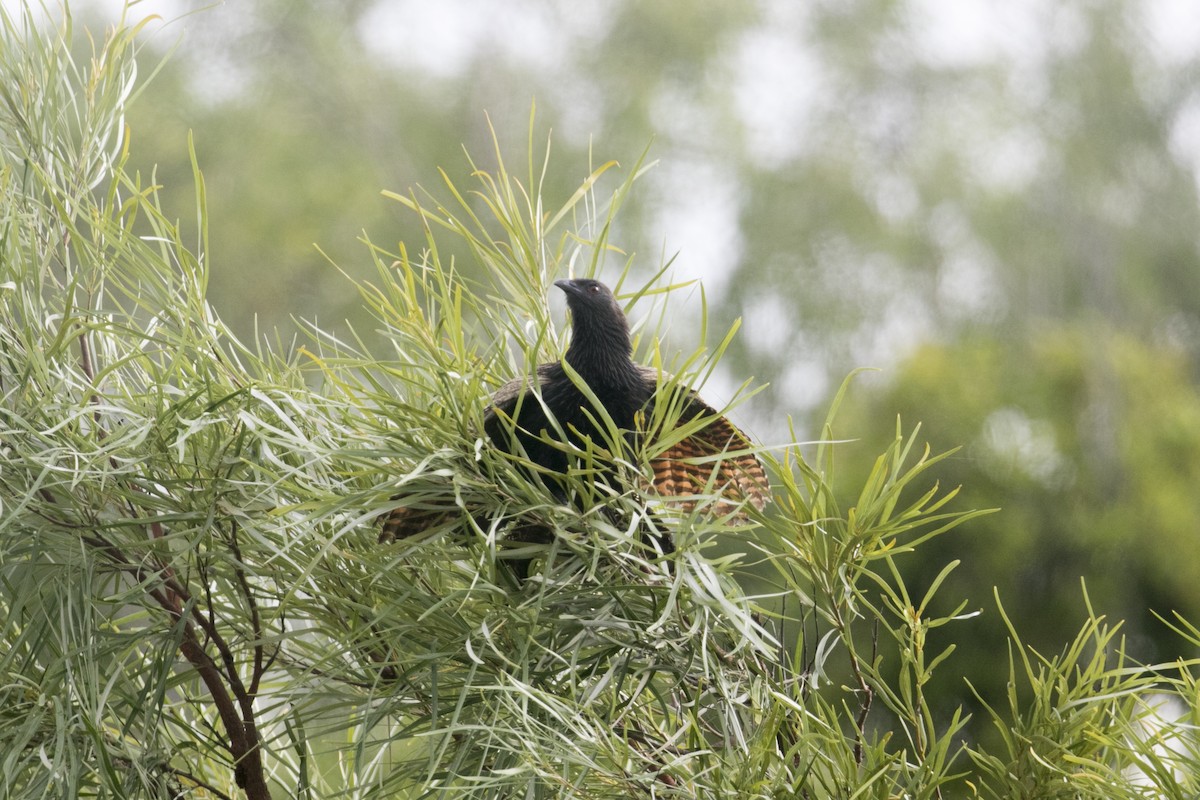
588, 284, 599, 293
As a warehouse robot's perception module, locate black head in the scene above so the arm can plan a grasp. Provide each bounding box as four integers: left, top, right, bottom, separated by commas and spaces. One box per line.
553, 278, 634, 374
554, 278, 621, 314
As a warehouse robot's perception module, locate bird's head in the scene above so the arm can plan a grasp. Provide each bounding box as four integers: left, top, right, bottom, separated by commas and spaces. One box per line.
554, 278, 633, 367
554, 278, 622, 316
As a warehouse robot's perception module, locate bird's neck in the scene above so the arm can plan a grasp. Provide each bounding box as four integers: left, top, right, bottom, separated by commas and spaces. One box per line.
564, 316, 639, 388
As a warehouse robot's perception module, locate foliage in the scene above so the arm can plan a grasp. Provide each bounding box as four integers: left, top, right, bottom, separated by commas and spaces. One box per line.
3, 5, 1200, 799
832, 330, 1200, 745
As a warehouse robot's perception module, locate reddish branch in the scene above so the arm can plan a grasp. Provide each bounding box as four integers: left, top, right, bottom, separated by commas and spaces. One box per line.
75, 324, 272, 799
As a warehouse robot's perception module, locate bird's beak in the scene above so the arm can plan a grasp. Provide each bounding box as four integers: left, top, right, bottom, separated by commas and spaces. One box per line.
554, 279, 581, 297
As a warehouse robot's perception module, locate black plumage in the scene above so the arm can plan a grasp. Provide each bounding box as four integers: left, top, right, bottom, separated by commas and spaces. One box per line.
485, 279, 652, 494
381, 279, 768, 544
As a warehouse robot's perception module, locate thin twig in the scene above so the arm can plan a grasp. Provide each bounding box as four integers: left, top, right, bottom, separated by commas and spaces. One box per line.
169, 767, 237, 800
851, 620, 878, 766
229, 520, 267, 697
830, 598, 874, 767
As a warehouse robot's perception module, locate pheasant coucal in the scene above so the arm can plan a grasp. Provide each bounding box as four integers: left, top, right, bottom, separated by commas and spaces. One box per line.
381, 278, 769, 545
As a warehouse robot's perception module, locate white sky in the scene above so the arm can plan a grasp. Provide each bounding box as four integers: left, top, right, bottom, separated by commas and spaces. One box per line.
11, 0, 1198, 83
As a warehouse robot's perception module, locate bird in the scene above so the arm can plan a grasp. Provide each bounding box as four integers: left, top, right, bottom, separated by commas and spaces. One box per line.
381, 278, 769, 548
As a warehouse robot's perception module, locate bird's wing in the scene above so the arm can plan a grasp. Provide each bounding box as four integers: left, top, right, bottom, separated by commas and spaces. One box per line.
383, 365, 557, 543
486, 363, 557, 418
487, 364, 556, 410
638, 368, 770, 517
379, 502, 454, 544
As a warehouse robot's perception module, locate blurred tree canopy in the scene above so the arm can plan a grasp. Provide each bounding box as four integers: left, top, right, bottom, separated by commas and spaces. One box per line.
834, 329, 1200, 713
111, 0, 1200, 739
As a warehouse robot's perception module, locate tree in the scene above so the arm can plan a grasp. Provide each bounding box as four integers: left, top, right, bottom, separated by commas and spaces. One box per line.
3, 5, 1199, 798
832, 329, 1200, 736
